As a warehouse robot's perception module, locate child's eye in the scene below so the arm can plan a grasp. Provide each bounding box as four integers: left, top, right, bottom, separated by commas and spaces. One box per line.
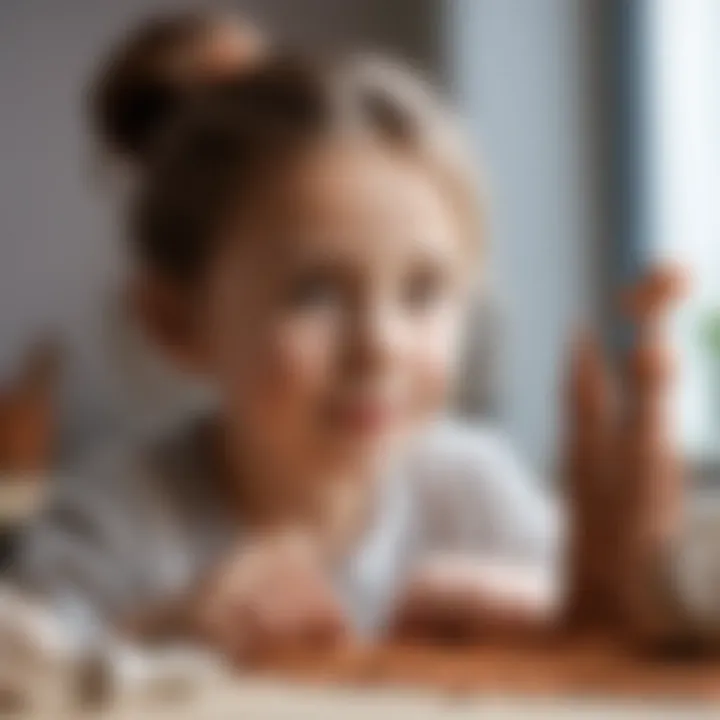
286, 271, 341, 309
403, 267, 447, 312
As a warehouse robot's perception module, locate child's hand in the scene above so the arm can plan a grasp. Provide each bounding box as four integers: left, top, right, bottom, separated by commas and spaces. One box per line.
191, 529, 348, 664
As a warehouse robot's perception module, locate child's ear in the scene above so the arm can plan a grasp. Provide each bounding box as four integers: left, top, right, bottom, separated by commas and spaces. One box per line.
130, 274, 209, 375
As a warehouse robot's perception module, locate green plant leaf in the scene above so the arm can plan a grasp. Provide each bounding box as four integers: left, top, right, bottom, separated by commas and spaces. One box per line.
702, 310, 720, 357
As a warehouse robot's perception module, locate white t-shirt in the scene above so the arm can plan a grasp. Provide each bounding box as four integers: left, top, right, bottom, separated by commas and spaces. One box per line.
17, 418, 560, 639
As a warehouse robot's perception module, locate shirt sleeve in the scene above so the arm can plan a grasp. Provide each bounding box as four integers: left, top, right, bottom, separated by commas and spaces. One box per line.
15, 448, 161, 637
408, 419, 562, 569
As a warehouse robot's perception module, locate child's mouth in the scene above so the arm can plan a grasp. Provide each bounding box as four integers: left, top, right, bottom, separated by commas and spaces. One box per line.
326, 400, 398, 435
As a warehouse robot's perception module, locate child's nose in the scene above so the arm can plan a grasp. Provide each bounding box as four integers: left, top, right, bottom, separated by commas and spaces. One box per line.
343, 303, 406, 377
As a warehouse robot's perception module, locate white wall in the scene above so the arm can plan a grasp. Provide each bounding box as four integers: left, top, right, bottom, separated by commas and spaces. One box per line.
447, 0, 607, 468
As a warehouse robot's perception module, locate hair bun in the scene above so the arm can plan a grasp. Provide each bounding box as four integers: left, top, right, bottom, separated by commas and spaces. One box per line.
89, 13, 266, 166
93, 73, 185, 164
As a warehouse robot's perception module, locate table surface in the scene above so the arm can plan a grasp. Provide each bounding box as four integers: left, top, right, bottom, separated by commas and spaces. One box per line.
8, 637, 720, 718
255, 637, 720, 699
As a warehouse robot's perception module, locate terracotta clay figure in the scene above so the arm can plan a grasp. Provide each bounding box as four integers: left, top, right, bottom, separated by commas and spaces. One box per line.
563, 330, 620, 632
0, 338, 61, 477
0, 337, 61, 570
617, 265, 690, 647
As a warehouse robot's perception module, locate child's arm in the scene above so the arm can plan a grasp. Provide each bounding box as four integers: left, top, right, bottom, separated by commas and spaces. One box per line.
391, 421, 561, 643
121, 529, 349, 661
391, 555, 558, 643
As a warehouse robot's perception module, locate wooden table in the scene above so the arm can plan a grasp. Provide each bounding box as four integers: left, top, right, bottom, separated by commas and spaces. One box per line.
8, 638, 720, 718
255, 637, 720, 701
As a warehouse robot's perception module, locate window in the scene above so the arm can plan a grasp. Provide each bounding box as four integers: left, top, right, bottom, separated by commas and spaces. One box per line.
643, 0, 720, 461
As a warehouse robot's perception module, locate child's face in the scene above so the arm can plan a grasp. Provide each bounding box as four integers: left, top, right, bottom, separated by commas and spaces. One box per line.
197, 142, 470, 472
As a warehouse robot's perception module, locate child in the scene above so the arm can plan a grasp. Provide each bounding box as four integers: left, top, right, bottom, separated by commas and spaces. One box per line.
16, 45, 560, 663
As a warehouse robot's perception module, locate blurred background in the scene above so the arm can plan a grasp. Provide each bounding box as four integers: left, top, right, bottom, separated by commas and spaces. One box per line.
0, 0, 718, 475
